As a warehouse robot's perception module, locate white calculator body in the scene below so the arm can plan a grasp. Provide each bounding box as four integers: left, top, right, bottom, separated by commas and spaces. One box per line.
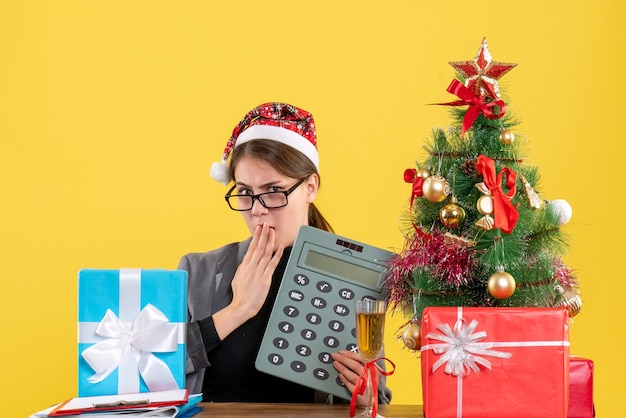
255, 225, 394, 399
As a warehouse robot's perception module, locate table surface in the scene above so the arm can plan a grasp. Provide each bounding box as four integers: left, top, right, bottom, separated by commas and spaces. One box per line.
195, 402, 424, 417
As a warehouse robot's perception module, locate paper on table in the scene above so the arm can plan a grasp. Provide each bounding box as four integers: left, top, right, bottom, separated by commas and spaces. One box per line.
49, 389, 188, 416
32, 405, 180, 418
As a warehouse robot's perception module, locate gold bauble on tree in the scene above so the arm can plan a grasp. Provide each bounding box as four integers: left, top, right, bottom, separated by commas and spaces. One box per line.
422, 174, 450, 203
401, 322, 422, 351
440, 196, 466, 228
488, 268, 516, 299
499, 129, 515, 144
555, 285, 582, 317
417, 168, 431, 179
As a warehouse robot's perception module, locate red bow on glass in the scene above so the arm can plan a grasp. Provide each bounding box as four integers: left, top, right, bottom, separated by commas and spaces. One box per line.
349, 358, 395, 418
436, 79, 507, 138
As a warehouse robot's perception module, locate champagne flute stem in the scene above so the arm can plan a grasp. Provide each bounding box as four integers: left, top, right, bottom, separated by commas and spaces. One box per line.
361, 366, 377, 417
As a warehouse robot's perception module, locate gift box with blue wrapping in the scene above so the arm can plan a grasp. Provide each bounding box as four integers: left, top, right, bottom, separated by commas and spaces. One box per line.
77, 268, 188, 397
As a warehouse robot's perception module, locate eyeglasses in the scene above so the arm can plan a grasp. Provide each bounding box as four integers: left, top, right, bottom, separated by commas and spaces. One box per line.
224, 178, 307, 211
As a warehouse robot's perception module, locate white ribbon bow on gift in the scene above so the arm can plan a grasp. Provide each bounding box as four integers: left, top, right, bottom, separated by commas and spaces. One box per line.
81, 303, 179, 391
426, 318, 512, 376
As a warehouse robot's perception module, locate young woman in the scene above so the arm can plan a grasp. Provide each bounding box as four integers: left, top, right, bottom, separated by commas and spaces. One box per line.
179, 102, 391, 404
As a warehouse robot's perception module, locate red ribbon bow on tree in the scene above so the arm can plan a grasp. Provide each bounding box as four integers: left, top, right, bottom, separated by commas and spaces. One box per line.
437, 79, 507, 138
349, 358, 395, 418
403, 168, 424, 210
476, 155, 519, 234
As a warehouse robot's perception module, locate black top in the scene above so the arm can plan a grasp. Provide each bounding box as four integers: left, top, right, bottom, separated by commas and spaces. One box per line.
198, 247, 315, 402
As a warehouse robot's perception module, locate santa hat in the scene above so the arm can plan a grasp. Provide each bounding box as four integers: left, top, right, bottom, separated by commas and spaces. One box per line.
210, 102, 318, 185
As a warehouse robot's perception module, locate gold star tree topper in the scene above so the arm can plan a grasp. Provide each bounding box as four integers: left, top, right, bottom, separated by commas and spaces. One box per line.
449, 38, 517, 100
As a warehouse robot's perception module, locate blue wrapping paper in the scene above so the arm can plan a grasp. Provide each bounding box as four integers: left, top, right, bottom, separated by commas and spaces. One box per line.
78, 268, 187, 396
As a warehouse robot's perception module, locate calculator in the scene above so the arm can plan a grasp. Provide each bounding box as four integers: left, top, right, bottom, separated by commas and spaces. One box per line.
255, 225, 395, 400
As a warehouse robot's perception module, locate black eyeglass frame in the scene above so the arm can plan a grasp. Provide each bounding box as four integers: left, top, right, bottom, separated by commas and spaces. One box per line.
224, 177, 307, 212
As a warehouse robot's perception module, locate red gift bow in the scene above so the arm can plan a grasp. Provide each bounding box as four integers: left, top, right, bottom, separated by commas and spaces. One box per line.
404, 168, 424, 210
350, 357, 396, 418
437, 79, 507, 138
476, 155, 519, 234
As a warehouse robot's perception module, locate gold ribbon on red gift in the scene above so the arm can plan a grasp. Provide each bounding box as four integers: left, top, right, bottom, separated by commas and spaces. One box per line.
436, 79, 507, 138
476, 155, 519, 234
349, 358, 395, 418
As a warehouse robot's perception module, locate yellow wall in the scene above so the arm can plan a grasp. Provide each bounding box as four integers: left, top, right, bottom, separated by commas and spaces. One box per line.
1, 1, 623, 416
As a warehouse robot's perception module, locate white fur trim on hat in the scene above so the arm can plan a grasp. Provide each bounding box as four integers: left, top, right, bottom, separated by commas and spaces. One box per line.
237, 125, 320, 170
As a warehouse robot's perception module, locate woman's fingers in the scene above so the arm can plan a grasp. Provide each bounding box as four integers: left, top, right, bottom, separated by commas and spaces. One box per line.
230, 223, 283, 319
331, 350, 365, 390
243, 223, 274, 267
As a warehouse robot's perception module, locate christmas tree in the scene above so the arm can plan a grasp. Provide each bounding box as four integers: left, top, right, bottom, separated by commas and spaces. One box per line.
382, 38, 581, 350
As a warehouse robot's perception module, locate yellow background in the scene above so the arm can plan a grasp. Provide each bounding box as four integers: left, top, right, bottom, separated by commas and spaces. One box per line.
1, 1, 623, 416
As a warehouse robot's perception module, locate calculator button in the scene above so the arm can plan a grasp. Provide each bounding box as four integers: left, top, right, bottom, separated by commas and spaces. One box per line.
328, 320, 344, 332
351, 327, 356, 338
288, 290, 305, 302
301, 329, 317, 340
318, 352, 333, 364
339, 288, 355, 300
316, 281, 332, 293
310, 297, 327, 309
290, 361, 307, 373
346, 343, 358, 353
333, 304, 350, 316
293, 274, 309, 286
323, 336, 340, 348
283, 305, 299, 317
336, 376, 345, 387
268, 353, 284, 365
306, 313, 323, 325
273, 337, 289, 349
313, 368, 330, 380
296, 345, 312, 357
278, 321, 294, 333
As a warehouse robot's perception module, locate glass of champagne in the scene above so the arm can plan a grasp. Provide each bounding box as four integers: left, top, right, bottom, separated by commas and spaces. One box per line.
355, 299, 387, 418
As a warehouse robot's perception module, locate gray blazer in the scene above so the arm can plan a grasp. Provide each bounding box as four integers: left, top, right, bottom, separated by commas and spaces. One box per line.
178, 238, 251, 395
178, 238, 391, 403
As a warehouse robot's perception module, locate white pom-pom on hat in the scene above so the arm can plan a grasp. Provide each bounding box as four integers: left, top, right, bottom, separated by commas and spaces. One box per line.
210, 158, 230, 186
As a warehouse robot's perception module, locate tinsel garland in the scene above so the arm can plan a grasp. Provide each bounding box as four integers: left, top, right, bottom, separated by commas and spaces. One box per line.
384, 227, 477, 311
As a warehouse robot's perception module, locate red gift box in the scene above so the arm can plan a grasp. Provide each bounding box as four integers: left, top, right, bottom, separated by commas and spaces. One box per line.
568, 356, 595, 418
421, 307, 570, 418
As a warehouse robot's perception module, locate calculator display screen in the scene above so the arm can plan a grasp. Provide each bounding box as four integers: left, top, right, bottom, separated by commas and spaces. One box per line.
303, 249, 381, 288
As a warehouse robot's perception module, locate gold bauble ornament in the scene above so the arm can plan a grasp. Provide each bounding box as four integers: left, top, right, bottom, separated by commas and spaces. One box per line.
422, 175, 450, 203
417, 168, 432, 179
401, 322, 422, 351
555, 286, 582, 317
488, 269, 516, 299
440, 199, 466, 228
499, 129, 515, 144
